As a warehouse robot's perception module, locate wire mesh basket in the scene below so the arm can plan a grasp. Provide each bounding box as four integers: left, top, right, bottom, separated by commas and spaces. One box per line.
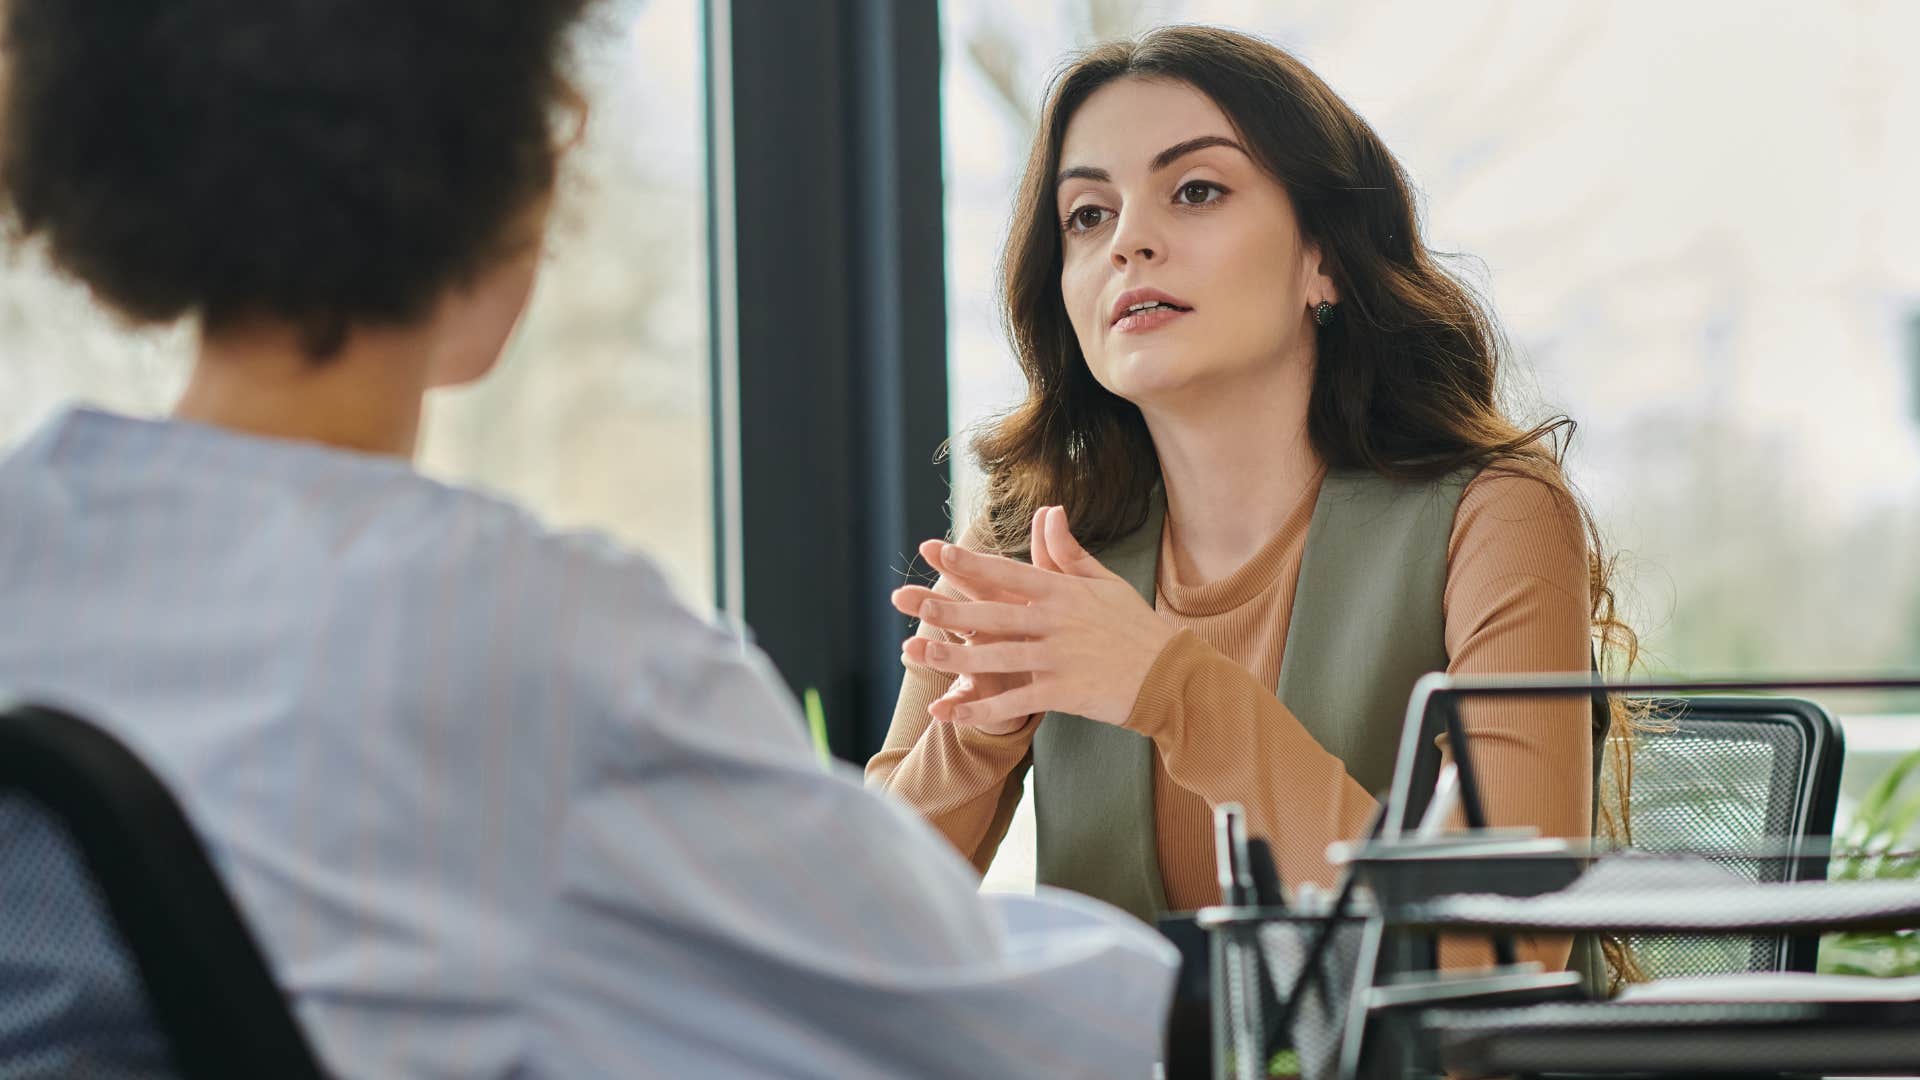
1205, 906, 1370, 1080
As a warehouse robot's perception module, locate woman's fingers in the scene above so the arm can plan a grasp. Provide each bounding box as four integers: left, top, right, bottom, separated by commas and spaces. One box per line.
907, 596, 1035, 637
903, 635, 1042, 675
1042, 506, 1117, 581
891, 589, 1034, 645
1030, 505, 1061, 574
927, 682, 978, 722
893, 585, 1016, 629
918, 539, 1059, 600
940, 683, 1047, 728
891, 585, 941, 616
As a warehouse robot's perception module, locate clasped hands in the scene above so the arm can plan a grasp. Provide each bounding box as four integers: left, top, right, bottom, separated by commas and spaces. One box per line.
893, 505, 1179, 735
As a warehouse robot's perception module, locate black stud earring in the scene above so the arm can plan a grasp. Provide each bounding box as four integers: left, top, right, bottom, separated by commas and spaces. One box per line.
1313, 300, 1336, 327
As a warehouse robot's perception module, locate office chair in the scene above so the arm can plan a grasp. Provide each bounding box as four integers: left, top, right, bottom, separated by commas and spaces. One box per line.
1619, 695, 1845, 975
0, 701, 327, 1078
1368, 678, 1877, 1079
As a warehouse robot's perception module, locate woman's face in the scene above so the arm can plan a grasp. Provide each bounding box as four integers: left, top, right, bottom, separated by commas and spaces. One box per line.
1055, 77, 1334, 407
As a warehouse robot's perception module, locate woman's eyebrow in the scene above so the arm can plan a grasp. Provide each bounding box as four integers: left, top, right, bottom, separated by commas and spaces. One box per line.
1055, 135, 1248, 190
1149, 135, 1246, 173
1055, 164, 1110, 189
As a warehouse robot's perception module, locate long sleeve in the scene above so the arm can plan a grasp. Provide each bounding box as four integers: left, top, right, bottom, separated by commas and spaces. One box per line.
1435, 469, 1596, 970
865, 576, 1037, 872
1129, 631, 1376, 890
1126, 469, 1593, 969
534, 556, 1178, 1079
1438, 470, 1594, 850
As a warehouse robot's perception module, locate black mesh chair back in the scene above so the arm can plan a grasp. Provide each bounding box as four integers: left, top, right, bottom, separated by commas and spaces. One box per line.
0, 702, 327, 1078
1620, 695, 1844, 976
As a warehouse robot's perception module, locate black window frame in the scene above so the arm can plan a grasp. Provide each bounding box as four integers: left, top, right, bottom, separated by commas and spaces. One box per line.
705, 0, 950, 764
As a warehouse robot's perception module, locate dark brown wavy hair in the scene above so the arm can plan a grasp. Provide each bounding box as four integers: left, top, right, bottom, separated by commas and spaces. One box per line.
968, 25, 1647, 985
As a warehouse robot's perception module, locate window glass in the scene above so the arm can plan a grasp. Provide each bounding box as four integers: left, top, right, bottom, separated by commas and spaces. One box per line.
0, 1, 714, 603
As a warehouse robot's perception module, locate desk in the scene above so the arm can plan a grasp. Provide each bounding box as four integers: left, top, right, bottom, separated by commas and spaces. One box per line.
1427, 999, 1920, 1078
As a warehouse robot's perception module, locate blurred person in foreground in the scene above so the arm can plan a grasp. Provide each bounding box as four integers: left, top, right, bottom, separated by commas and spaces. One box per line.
0, 1, 1176, 1076
870, 25, 1645, 991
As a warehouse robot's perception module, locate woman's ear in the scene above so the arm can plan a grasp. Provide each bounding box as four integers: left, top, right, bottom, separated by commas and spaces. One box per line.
1303, 242, 1338, 307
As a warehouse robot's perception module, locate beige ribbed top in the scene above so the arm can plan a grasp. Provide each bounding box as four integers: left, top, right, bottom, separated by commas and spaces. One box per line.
867, 468, 1594, 965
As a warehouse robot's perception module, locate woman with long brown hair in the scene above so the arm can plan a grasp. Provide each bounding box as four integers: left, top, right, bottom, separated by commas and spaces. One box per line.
868, 24, 1638, 985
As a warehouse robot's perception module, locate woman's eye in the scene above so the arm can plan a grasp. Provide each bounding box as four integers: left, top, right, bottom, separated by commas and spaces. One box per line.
1178, 181, 1222, 205
1066, 206, 1110, 232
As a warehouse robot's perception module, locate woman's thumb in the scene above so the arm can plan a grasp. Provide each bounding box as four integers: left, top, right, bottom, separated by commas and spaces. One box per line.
1044, 506, 1109, 579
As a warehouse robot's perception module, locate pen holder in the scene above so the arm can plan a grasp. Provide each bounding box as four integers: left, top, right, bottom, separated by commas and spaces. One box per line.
1200, 906, 1369, 1080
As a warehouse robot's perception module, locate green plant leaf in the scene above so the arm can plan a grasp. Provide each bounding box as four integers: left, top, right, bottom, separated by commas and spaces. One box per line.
1880, 790, 1920, 850
1824, 746, 1920, 974
1848, 747, 1920, 848
1877, 856, 1920, 880
804, 688, 831, 767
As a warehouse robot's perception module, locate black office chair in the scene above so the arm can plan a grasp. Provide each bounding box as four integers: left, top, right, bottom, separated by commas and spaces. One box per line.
1618, 694, 1845, 976
0, 701, 327, 1078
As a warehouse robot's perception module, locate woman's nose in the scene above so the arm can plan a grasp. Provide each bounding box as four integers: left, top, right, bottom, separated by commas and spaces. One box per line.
1109, 210, 1164, 270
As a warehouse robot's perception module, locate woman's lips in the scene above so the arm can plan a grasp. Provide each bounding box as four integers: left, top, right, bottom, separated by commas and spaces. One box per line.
1112, 306, 1190, 334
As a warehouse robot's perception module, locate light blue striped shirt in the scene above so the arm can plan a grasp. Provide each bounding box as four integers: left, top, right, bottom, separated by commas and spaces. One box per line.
0, 408, 1177, 1078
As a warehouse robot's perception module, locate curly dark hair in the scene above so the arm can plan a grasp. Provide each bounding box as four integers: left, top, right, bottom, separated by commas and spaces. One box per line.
0, 0, 594, 355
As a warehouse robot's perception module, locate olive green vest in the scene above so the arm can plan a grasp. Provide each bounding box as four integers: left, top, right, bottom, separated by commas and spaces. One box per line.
1029, 469, 1608, 981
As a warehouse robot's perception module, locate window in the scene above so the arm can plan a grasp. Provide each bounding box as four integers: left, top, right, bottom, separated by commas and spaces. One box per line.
0, 253, 193, 446
0, 1, 714, 605
421, 0, 710, 602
